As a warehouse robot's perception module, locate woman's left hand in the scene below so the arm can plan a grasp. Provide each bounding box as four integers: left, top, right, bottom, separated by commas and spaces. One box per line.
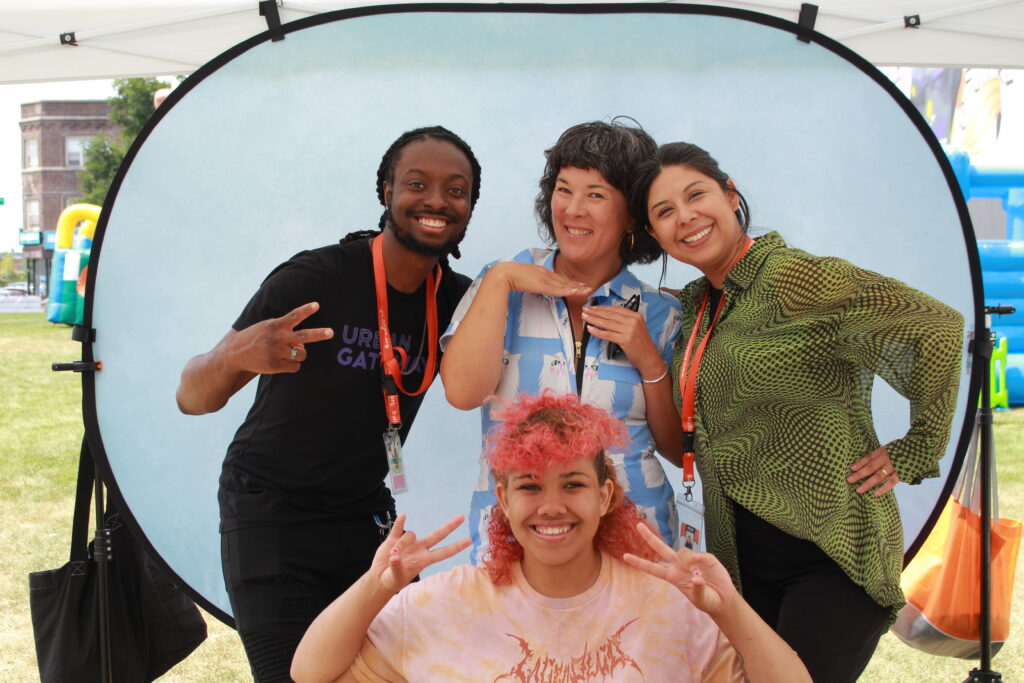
371, 513, 470, 593
848, 446, 900, 496
581, 304, 665, 380
623, 523, 738, 617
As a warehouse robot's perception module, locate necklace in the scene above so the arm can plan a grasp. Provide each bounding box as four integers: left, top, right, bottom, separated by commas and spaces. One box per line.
400, 317, 428, 376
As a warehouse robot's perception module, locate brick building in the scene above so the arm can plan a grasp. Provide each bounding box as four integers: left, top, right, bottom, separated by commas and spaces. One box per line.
19, 100, 119, 294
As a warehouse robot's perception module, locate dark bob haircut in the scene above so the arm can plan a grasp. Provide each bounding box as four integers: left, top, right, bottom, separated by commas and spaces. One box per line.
629, 141, 750, 237
535, 120, 662, 265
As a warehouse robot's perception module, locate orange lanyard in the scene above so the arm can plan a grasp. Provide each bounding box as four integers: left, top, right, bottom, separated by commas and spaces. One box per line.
678, 237, 753, 499
371, 234, 441, 428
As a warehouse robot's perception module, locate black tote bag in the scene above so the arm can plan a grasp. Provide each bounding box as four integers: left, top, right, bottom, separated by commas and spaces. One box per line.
29, 442, 207, 682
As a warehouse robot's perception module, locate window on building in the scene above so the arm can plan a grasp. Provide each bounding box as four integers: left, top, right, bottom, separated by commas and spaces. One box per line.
26, 199, 40, 229
65, 137, 91, 168
24, 138, 39, 168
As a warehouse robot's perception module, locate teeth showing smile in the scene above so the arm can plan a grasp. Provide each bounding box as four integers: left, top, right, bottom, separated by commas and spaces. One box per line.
418, 217, 447, 228
533, 524, 572, 536
565, 228, 591, 236
683, 225, 713, 243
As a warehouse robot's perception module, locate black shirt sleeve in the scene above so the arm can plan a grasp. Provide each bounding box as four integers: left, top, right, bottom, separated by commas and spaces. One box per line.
233, 250, 327, 332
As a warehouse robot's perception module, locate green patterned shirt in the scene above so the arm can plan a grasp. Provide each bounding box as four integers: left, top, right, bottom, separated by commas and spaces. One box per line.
672, 232, 963, 619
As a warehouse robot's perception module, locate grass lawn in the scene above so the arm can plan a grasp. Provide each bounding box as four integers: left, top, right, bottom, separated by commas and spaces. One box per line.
2, 312, 1021, 681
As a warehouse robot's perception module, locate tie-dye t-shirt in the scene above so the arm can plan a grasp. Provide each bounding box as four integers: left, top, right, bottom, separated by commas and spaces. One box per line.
350, 554, 743, 682
441, 248, 684, 561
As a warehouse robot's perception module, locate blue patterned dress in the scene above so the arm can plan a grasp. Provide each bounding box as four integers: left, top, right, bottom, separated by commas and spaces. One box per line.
441, 248, 684, 563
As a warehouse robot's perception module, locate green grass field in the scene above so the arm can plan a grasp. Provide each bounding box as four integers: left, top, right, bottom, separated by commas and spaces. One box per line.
2, 312, 1020, 681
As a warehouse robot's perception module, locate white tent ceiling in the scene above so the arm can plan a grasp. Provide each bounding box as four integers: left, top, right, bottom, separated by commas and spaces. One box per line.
1, 0, 1022, 84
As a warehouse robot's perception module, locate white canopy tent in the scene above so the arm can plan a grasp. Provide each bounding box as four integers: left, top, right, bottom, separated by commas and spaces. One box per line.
1, 0, 1022, 84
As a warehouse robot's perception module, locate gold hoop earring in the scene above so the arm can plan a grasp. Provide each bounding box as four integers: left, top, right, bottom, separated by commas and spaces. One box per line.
627, 231, 636, 251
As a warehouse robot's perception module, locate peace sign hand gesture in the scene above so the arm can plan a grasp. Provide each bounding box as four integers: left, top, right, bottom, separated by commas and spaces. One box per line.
371, 514, 471, 593
226, 301, 334, 374
623, 522, 738, 617
624, 525, 814, 682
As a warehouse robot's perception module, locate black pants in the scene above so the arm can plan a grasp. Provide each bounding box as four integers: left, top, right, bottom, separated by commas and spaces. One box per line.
734, 504, 889, 683
221, 513, 392, 682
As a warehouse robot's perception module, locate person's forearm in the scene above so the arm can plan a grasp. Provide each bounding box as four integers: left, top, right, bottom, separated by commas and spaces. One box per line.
291, 571, 395, 683
711, 597, 811, 683
175, 331, 256, 415
641, 374, 683, 467
440, 267, 512, 410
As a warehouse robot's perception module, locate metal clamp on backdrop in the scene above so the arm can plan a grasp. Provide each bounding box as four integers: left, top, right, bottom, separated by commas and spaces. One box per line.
796, 3, 819, 43
258, 0, 285, 42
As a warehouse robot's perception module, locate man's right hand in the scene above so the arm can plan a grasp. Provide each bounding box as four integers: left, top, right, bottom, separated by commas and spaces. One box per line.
176, 301, 333, 415
225, 301, 334, 374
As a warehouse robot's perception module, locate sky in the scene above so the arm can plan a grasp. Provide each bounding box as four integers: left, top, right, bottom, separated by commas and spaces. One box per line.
0, 78, 115, 253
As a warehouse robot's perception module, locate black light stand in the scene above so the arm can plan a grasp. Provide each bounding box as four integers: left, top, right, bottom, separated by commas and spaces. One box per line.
52, 355, 112, 683
963, 304, 1014, 683
92, 452, 113, 683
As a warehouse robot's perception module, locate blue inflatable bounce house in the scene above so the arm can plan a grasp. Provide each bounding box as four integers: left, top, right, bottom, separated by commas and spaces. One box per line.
954, 152, 1024, 406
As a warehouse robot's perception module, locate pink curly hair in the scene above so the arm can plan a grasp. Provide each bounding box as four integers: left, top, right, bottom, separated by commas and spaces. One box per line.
483, 392, 658, 584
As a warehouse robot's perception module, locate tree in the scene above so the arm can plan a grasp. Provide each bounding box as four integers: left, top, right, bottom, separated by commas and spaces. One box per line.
78, 77, 170, 206
79, 134, 124, 206
0, 252, 19, 286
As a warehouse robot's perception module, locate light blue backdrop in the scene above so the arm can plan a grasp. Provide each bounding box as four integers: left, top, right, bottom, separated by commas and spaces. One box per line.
88, 8, 975, 618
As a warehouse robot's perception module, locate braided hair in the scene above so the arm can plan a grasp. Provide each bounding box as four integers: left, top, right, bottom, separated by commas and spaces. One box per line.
357, 126, 482, 260
338, 127, 481, 259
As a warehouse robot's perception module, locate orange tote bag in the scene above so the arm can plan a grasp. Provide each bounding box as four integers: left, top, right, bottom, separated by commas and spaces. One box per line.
891, 427, 1021, 658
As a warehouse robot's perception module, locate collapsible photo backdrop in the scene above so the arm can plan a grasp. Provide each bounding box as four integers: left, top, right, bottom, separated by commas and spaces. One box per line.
79, 4, 981, 622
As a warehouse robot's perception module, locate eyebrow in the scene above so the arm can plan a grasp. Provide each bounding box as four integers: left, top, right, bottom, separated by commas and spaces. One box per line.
555, 176, 610, 191
511, 470, 591, 482
650, 180, 706, 211
402, 168, 471, 182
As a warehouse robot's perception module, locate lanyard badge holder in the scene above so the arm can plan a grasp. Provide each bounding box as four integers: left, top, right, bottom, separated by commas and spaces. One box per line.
678, 237, 753, 502
679, 286, 725, 503
381, 372, 408, 494
372, 234, 441, 495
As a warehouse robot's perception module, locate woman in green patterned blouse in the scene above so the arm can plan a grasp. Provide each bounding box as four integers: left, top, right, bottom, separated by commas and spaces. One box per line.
629, 141, 963, 682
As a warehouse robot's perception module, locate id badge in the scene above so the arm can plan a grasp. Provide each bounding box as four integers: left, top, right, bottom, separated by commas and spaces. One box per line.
383, 427, 408, 494
676, 493, 705, 551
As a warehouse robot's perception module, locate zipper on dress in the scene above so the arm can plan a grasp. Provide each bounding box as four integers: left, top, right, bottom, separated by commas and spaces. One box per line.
574, 328, 591, 397
564, 296, 592, 397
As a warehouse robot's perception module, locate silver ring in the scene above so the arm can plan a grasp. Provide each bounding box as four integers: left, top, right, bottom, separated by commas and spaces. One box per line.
289, 346, 299, 361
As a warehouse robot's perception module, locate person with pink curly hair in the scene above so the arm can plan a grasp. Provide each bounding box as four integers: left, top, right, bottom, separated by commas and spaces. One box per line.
292, 393, 810, 683
481, 391, 657, 587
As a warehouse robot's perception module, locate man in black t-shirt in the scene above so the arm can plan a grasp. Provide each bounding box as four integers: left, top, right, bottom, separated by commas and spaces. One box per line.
176, 126, 480, 682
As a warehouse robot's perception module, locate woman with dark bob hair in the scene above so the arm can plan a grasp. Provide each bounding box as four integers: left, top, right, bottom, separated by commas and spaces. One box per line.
629, 141, 964, 681
440, 120, 684, 563
292, 392, 811, 683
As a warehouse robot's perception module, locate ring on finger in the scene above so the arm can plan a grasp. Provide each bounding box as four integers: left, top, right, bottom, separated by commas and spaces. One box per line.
879, 466, 889, 478
289, 346, 299, 362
